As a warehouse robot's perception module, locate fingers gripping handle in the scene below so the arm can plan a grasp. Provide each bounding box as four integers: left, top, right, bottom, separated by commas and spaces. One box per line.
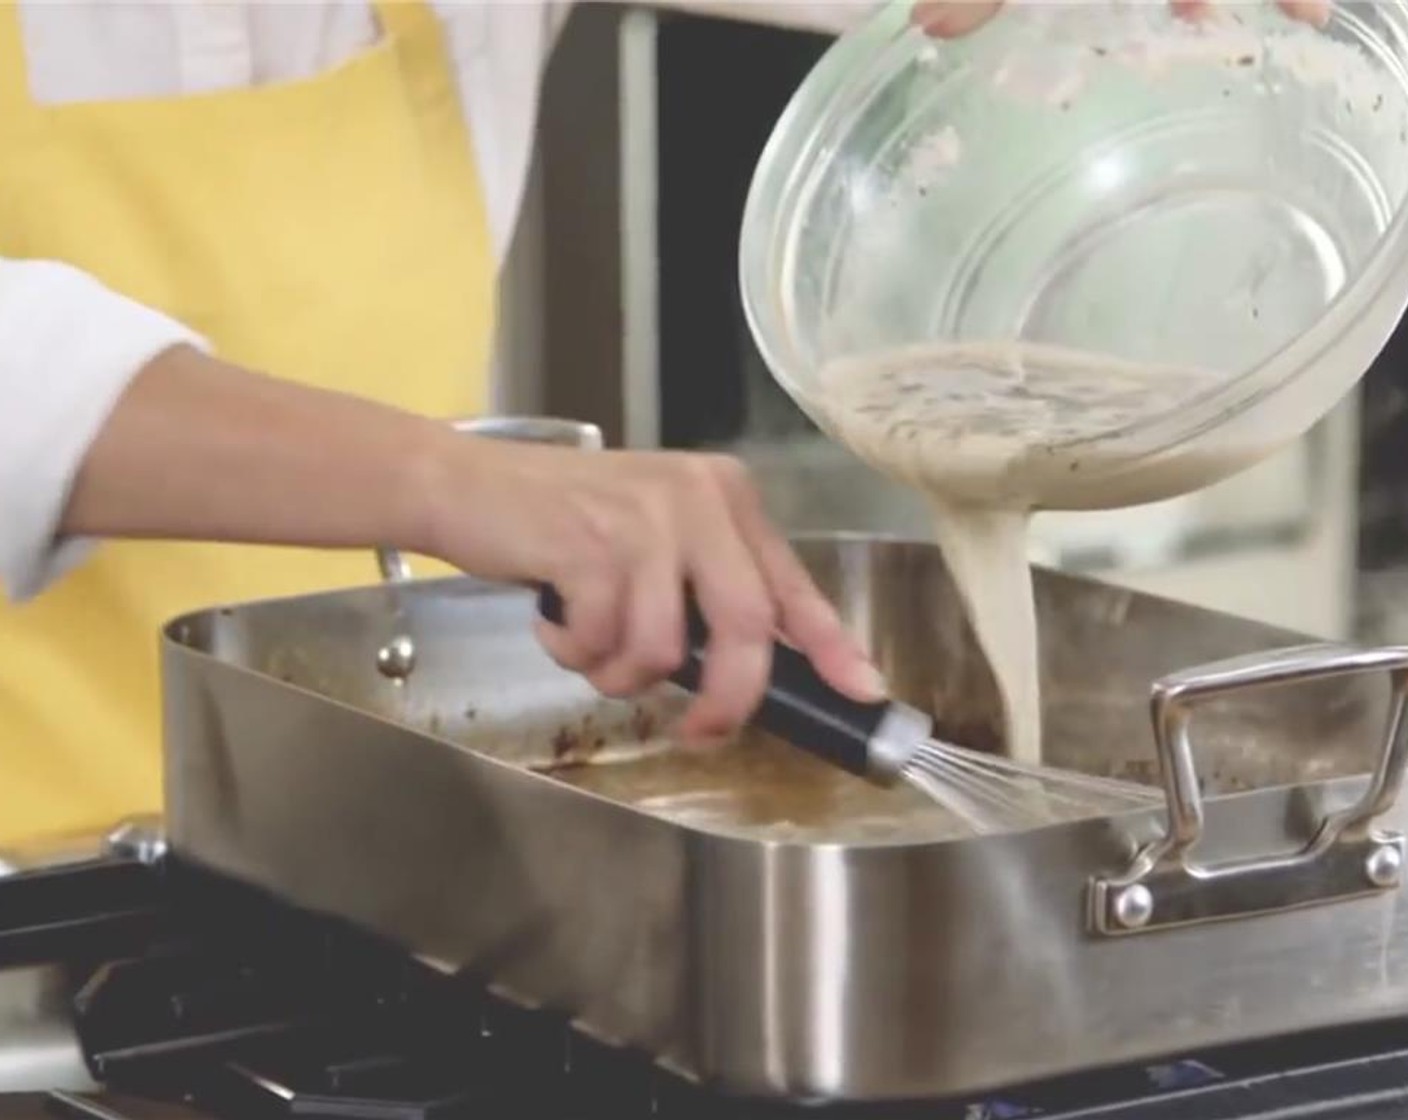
536, 585, 922, 784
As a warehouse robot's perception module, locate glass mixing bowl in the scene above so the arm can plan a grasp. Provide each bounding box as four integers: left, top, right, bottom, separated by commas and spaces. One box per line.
740, 0, 1408, 509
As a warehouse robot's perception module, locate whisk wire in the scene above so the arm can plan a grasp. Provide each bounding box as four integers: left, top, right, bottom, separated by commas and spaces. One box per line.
903, 767, 1008, 832
918, 749, 1092, 811
940, 748, 1160, 802
900, 737, 1163, 833
917, 750, 1147, 814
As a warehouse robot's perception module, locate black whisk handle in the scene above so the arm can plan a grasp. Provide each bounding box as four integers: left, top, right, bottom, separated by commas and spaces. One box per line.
536, 584, 928, 785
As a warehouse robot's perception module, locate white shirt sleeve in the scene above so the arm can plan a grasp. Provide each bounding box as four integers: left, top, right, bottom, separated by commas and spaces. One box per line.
0, 259, 207, 602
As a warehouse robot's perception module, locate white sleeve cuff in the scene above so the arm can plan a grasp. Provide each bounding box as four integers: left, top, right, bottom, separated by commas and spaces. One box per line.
0, 259, 208, 601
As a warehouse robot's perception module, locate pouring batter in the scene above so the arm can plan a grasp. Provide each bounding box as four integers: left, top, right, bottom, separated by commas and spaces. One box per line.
818, 340, 1232, 764
811, 0, 1333, 766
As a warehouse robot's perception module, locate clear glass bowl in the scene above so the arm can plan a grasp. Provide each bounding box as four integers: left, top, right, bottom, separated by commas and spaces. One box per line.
740, 0, 1408, 508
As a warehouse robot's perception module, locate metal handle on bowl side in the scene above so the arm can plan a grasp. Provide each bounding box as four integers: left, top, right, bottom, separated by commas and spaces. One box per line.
374, 416, 605, 584
1088, 643, 1408, 937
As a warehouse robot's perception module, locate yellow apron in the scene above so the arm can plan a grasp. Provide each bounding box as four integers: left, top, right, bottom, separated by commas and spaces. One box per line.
0, 0, 495, 846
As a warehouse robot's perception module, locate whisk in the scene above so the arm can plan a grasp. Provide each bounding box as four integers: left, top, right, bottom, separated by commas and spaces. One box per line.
537, 587, 1162, 833
901, 741, 1161, 831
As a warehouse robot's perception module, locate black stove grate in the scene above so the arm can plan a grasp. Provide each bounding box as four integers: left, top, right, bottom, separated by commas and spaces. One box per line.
0, 858, 168, 972
7, 854, 1408, 1120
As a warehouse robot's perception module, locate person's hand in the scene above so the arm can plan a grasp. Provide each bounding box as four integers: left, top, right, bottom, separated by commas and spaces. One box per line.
64, 345, 881, 743
426, 435, 887, 740
912, 0, 1330, 39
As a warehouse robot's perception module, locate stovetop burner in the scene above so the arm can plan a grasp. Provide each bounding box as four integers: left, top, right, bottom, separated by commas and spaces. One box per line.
5, 848, 1408, 1120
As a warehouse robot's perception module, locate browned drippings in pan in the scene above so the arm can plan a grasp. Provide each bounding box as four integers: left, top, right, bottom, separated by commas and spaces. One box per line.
536, 729, 985, 843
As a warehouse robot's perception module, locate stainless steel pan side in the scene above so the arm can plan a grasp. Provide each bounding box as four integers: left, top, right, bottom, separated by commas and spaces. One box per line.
161, 536, 1407, 1101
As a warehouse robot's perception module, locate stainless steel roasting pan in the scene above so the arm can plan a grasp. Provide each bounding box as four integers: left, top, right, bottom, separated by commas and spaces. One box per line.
162, 532, 1408, 1103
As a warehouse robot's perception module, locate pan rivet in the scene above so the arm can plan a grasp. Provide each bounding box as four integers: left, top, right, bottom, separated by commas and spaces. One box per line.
1113, 884, 1154, 929
376, 635, 417, 680
1365, 844, 1403, 890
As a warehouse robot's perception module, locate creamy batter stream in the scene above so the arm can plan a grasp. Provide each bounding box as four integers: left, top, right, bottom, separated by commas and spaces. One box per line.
816, 340, 1224, 764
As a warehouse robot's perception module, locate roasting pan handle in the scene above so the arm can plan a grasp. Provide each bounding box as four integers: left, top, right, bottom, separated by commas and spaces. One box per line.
375, 416, 605, 584
1089, 642, 1408, 937
371, 417, 602, 681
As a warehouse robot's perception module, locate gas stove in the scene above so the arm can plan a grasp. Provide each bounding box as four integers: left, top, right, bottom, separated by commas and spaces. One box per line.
5, 835, 1408, 1120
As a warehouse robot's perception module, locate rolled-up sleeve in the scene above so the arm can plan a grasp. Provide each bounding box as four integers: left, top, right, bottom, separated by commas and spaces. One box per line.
0, 259, 206, 601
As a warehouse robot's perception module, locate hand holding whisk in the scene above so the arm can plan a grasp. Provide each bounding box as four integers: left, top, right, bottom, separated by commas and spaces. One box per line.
538, 586, 1161, 833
